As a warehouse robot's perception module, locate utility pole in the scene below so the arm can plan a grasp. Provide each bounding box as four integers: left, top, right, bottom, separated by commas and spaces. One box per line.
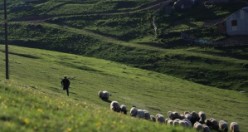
4, 0, 9, 79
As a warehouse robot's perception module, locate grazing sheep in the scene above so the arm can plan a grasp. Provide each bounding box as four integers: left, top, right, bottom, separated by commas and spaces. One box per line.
173, 119, 180, 126
205, 118, 219, 131
137, 109, 145, 118
167, 119, 174, 125
184, 111, 190, 115
165, 118, 169, 124
191, 111, 200, 124
179, 120, 187, 127
156, 114, 165, 123
98, 90, 110, 100
184, 113, 192, 121
150, 115, 156, 122
183, 119, 192, 127
120, 104, 127, 114
130, 106, 138, 117
98, 90, 103, 98
144, 110, 150, 120
194, 122, 204, 132
219, 120, 228, 132
168, 111, 181, 120
202, 124, 210, 132
230, 122, 240, 132
110, 101, 120, 112
198, 111, 206, 124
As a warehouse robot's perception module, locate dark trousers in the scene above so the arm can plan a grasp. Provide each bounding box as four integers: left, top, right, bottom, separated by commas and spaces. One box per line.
66, 89, 69, 96
63, 87, 69, 96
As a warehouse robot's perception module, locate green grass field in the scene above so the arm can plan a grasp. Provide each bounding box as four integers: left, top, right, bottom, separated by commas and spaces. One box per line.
4, 21, 248, 91
0, 45, 247, 131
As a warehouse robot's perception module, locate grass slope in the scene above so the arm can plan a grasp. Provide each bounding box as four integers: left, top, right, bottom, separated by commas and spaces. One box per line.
0, 45, 247, 131
0, 82, 192, 132
0, 0, 248, 91
4, 22, 248, 91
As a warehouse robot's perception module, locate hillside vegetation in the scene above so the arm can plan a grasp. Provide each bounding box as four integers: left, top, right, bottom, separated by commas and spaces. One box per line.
1, 0, 247, 91
0, 0, 248, 91
0, 45, 247, 131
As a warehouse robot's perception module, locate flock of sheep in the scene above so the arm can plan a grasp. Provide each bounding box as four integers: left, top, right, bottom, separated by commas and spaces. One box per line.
98, 90, 240, 132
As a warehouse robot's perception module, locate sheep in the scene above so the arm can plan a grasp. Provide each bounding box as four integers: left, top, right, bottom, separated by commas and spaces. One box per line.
144, 110, 150, 120
202, 124, 210, 132
165, 118, 169, 124
136, 109, 145, 118
168, 111, 181, 120
110, 101, 120, 112
167, 119, 174, 125
191, 111, 200, 124
194, 122, 204, 132
184, 111, 190, 115
150, 115, 156, 122
156, 114, 165, 123
205, 118, 219, 130
184, 113, 192, 121
120, 104, 127, 114
230, 122, 239, 132
130, 106, 138, 117
183, 119, 192, 127
219, 120, 228, 132
173, 119, 180, 126
179, 120, 187, 127
98, 90, 110, 100
98, 90, 103, 98
198, 111, 206, 124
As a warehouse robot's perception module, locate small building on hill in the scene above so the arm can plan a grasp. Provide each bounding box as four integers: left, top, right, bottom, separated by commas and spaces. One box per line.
218, 6, 248, 36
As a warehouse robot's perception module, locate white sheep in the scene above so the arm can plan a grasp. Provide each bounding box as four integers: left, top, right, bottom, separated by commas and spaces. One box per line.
173, 119, 180, 126
120, 104, 127, 114
110, 101, 120, 112
130, 106, 138, 117
136, 109, 145, 118
191, 111, 200, 124
193, 122, 204, 132
167, 119, 174, 125
230, 122, 239, 132
184, 113, 192, 121
183, 119, 192, 127
205, 118, 219, 130
156, 114, 165, 123
144, 110, 150, 120
219, 120, 228, 132
203, 124, 210, 132
168, 111, 181, 120
179, 120, 186, 127
98, 90, 110, 100
150, 115, 156, 122
198, 111, 206, 124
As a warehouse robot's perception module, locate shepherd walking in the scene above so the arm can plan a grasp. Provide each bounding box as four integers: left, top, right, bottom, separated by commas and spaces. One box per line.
61, 76, 70, 96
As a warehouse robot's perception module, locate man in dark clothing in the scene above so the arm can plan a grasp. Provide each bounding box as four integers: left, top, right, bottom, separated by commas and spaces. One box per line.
61, 76, 70, 96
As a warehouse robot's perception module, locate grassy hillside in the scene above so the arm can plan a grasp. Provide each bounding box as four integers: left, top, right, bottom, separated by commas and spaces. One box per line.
0, 45, 247, 131
0, 1, 248, 89
0, 82, 192, 132
2, 21, 248, 91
